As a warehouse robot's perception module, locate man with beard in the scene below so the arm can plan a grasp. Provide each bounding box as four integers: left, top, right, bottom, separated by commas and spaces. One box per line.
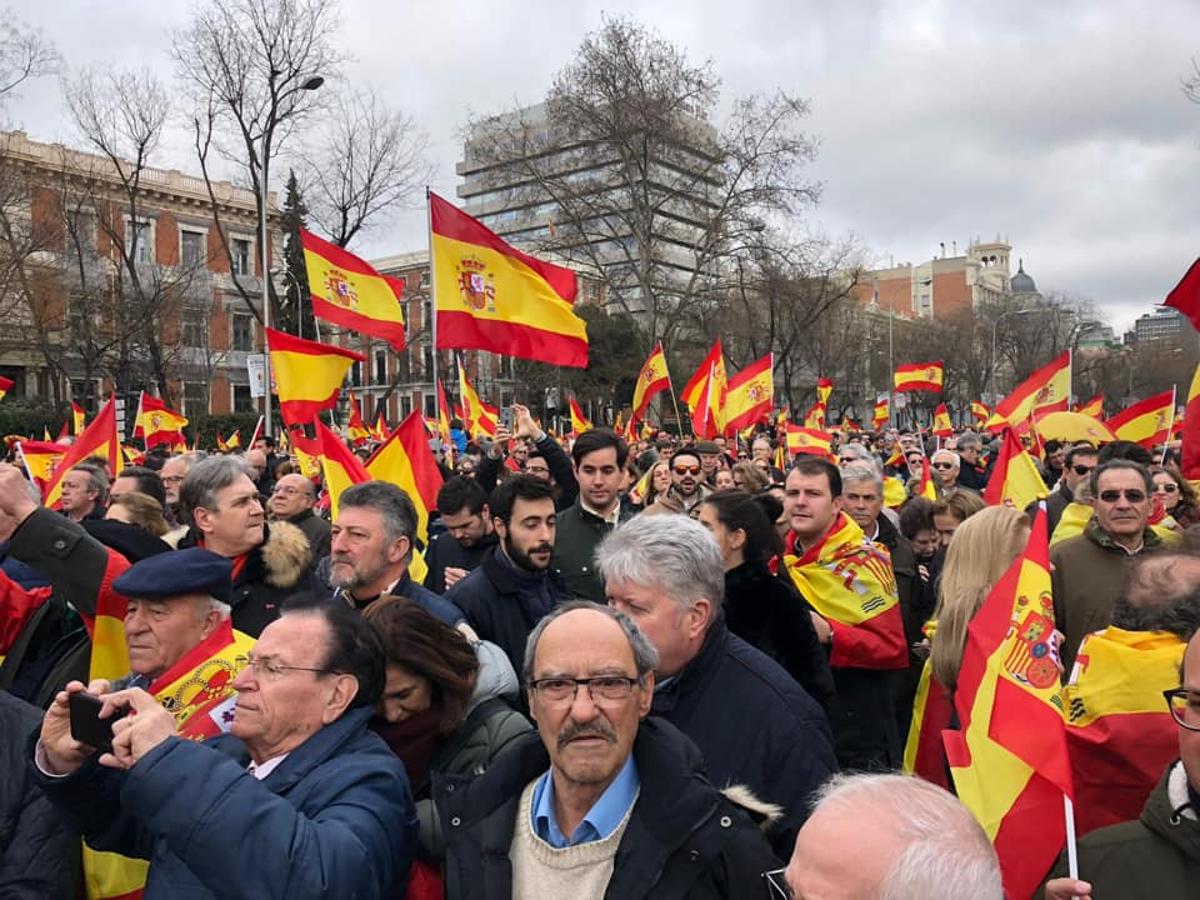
644, 447, 710, 516
326, 481, 465, 627
446, 475, 569, 679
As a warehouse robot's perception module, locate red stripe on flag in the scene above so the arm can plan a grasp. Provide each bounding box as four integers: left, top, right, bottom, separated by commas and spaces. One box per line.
436, 310, 588, 368
311, 297, 407, 352
827, 603, 908, 670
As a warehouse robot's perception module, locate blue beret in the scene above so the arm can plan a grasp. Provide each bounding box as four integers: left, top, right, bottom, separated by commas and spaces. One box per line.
112, 548, 233, 606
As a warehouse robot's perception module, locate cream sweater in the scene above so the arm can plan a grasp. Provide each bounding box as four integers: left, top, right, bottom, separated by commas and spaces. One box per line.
509, 778, 636, 900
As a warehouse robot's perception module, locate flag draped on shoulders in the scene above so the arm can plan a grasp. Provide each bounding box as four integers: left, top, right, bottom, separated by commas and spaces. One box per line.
942, 507, 1074, 900
267, 328, 365, 426
302, 227, 407, 351
783, 513, 907, 669
430, 192, 587, 367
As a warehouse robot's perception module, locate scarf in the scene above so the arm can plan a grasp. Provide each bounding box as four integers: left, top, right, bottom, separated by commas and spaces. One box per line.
371, 707, 443, 791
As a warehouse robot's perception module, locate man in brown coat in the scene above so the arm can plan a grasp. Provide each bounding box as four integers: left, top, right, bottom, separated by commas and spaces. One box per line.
1050, 459, 1162, 676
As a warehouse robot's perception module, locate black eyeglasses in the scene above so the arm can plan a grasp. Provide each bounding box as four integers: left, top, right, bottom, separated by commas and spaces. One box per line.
1097, 489, 1147, 504
931, 462, 955, 470
1163, 689, 1200, 731
529, 675, 642, 706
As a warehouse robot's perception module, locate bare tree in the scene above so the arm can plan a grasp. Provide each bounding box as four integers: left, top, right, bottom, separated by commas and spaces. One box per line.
174, 0, 344, 324
0, 13, 57, 100
303, 86, 432, 248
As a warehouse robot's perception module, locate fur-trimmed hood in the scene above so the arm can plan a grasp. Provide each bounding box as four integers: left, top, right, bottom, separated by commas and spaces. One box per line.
720, 783, 784, 831
258, 520, 312, 589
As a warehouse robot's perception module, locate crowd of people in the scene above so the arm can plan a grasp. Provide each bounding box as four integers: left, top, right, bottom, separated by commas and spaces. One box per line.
1, 398, 1199, 899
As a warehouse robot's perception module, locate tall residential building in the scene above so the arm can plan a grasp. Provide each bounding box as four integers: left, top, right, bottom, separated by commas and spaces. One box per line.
0, 129, 277, 417
1125, 306, 1188, 346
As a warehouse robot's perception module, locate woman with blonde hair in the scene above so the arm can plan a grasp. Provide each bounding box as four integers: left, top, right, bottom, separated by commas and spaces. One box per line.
105, 490, 169, 538
731, 460, 769, 494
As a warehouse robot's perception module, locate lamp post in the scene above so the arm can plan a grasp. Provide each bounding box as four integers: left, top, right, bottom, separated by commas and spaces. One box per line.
260, 74, 324, 438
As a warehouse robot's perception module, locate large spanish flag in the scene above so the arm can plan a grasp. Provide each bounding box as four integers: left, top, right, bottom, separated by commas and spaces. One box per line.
315, 418, 370, 519
783, 513, 907, 669
1181, 364, 1200, 480
983, 427, 1047, 511
429, 192, 587, 367
894, 361, 943, 393
1106, 389, 1175, 448
942, 507, 1074, 900
631, 342, 670, 423
932, 403, 953, 438
1065, 626, 1183, 836
1074, 393, 1104, 419
724, 354, 773, 433
986, 350, 1071, 430
133, 392, 189, 449
301, 227, 407, 351
785, 423, 833, 458
43, 397, 122, 509
267, 328, 365, 426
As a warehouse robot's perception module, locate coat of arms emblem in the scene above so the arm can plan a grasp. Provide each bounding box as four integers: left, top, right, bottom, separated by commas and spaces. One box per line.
456, 256, 496, 313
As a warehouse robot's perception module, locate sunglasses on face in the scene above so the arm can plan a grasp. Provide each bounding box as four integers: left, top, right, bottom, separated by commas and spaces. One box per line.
1072, 465, 1094, 476
673, 464, 701, 476
1155, 483, 1179, 494
931, 462, 955, 469
1098, 489, 1147, 504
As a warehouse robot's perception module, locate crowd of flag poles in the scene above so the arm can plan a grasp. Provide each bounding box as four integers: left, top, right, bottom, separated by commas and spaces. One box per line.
5, 190, 1200, 895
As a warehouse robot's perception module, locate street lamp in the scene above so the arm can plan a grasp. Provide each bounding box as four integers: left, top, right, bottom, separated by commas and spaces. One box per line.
989, 308, 1040, 405
260, 74, 324, 438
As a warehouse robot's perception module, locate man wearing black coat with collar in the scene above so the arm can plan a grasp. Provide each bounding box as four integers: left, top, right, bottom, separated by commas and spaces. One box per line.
597, 514, 837, 857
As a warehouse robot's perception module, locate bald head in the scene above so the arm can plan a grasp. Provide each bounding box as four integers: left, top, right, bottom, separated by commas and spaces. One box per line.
1112, 553, 1200, 641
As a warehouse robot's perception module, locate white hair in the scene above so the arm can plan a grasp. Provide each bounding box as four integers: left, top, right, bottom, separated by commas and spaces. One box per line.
596, 513, 725, 609
932, 450, 961, 468
812, 773, 1002, 900
192, 594, 231, 623
840, 459, 883, 494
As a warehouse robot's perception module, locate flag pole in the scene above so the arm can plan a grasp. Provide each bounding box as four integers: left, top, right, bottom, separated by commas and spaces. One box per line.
427, 188, 440, 426
662, 344, 690, 439
1163, 384, 1178, 465
1063, 794, 1079, 879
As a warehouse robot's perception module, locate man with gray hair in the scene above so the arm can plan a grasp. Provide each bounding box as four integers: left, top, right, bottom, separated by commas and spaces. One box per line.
778, 772, 1001, 899
597, 514, 836, 855
60, 461, 109, 523
930, 448, 962, 493
437, 600, 780, 898
955, 433, 989, 492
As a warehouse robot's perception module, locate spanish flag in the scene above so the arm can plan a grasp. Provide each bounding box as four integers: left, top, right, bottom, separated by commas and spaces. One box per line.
970, 400, 990, 426
429, 192, 587, 367
267, 328, 365, 426
568, 396, 592, 435
216, 431, 231, 453
903, 657, 953, 790
1106, 389, 1175, 449
983, 427, 1046, 510
872, 395, 889, 429
1074, 393, 1104, 419
302, 227, 407, 351
631, 342, 671, 423
786, 423, 832, 457
932, 403, 953, 438
457, 361, 497, 440
894, 361, 943, 393
225, 430, 242, 451
43, 397, 122, 508
71, 401, 86, 434
16, 439, 65, 488
680, 340, 727, 437
943, 507, 1074, 900
803, 402, 827, 430
435, 379, 453, 446
315, 418, 370, 519
372, 412, 389, 442
1065, 626, 1183, 836
816, 377, 833, 406
783, 513, 907, 669
917, 456, 938, 500
346, 390, 372, 446
133, 392, 189, 449
1164, 256, 1200, 331
0, 375, 11, 400
1181, 364, 1200, 480
986, 350, 1071, 430
724, 354, 773, 434
290, 428, 323, 480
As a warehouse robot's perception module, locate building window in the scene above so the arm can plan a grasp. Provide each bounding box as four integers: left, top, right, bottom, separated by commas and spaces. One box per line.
420, 268, 431, 288
374, 349, 387, 385
423, 393, 436, 418
421, 344, 433, 378
181, 229, 205, 268
350, 361, 362, 387
233, 385, 254, 412
126, 217, 153, 264
231, 314, 253, 352
396, 349, 411, 381
71, 379, 99, 408
497, 355, 514, 379
181, 309, 207, 348
231, 238, 252, 276
183, 382, 208, 416
400, 395, 412, 419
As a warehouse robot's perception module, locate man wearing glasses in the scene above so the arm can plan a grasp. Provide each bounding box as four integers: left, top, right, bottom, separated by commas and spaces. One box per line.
1043, 628, 1200, 899
1042, 443, 1099, 535
437, 601, 779, 898
665, 447, 712, 515
1051, 459, 1164, 676
269, 473, 330, 560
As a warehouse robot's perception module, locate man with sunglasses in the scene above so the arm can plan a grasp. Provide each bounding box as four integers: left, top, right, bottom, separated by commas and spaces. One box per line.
1042, 443, 1099, 535
1043, 626, 1200, 899
1051, 459, 1164, 676
646, 447, 711, 516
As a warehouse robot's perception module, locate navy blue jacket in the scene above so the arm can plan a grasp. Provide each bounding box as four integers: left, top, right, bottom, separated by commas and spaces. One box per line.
34, 707, 418, 899
651, 616, 838, 856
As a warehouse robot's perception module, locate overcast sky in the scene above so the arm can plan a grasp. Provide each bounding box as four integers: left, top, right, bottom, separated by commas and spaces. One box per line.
7, 0, 1200, 334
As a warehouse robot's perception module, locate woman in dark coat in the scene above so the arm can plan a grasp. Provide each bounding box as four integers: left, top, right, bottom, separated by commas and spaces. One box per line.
697, 489, 835, 709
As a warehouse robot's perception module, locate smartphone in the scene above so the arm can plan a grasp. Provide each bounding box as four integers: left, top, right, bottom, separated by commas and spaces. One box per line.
68, 691, 127, 752
500, 408, 515, 431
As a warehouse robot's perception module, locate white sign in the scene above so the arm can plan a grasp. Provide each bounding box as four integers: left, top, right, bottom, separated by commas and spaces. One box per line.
247, 354, 267, 398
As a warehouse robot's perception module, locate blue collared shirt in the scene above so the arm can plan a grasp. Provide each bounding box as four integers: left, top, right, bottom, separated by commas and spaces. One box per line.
531, 755, 640, 848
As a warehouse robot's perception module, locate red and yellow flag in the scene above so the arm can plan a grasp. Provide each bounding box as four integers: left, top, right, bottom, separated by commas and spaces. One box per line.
0, 375, 11, 401
302, 227, 407, 351
942, 507, 1074, 900
1074, 393, 1104, 419
1065, 626, 1183, 836
430, 192, 587, 367
872, 395, 889, 429
16, 439, 65, 489
631, 342, 671, 423
1164, 256, 1200, 331
803, 401, 827, 430
315, 418, 371, 520
894, 361, 944, 393
435, 379, 453, 446
903, 657, 953, 790
783, 513, 907, 669
71, 401, 86, 435
1106, 389, 1175, 448
346, 390, 371, 446
457, 361, 497, 440
134, 393, 189, 450
932, 403, 953, 438
1181, 364, 1200, 480
971, 400, 990, 426
987, 350, 1071, 430
267, 328, 366, 427
568, 396, 592, 435
917, 456, 938, 500
680, 340, 727, 438
724, 354, 773, 434
289, 428, 322, 480
785, 423, 832, 458
43, 397, 122, 508
983, 427, 1046, 510
816, 377, 833, 406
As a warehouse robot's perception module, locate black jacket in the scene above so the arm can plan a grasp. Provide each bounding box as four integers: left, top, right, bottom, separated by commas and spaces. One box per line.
652, 616, 838, 856
551, 500, 631, 602
477, 432, 578, 510
723, 562, 835, 710
424, 531, 498, 595
956, 463, 988, 492
435, 716, 780, 900
287, 508, 331, 561
0, 692, 77, 898
445, 547, 570, 680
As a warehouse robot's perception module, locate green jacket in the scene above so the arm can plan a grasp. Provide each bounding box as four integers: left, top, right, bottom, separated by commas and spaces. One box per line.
550, 500, 631, 602
1042, 761, 1200, 899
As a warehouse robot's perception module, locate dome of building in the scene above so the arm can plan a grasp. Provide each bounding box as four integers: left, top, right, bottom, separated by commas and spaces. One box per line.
1010, 258, 1037, 294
